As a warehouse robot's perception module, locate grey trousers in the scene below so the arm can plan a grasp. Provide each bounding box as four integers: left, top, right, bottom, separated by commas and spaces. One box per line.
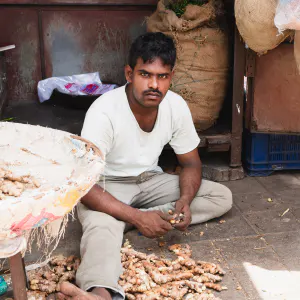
76, 171, 232, 299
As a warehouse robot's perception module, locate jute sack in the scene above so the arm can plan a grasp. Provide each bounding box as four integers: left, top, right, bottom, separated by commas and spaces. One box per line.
148, 0, 229, 131
235, 0, 291, 54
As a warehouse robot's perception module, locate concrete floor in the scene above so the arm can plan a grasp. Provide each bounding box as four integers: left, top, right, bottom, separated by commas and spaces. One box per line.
9, 169, 298, 300
2, 104, 300, 299
121, 173, 300, 300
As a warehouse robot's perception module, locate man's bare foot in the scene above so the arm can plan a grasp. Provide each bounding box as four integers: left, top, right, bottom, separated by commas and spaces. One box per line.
57, 282, 112, 300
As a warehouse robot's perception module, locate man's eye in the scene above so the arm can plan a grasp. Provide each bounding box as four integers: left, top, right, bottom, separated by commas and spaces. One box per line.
159, 75, 167, 79
141, 73, 149, 77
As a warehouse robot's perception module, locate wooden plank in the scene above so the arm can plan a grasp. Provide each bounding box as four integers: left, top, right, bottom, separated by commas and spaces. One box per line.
0, 53, 7, 118
0, 0, 157, 5
230, 25, 245, 167
0, 8, 42, 104
252, 44, 300, 133
9, 253, 28, 300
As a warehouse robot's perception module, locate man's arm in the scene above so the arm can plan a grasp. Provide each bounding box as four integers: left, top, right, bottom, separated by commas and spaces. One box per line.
177, 148, 202, 204
81, 185, 173, 238
81, 185, 139, 224
174, 148, 202, 230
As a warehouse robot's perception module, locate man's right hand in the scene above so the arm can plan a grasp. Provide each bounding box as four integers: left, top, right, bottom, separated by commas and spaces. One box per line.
133, 210, 173, 239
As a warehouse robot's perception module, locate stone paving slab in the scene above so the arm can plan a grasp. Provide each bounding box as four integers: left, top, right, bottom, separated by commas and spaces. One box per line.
214, 236, 292, 300
223, 177, 268, 195
271, 189, 300, 208
256, 173, 300, 193
233, 192, 284, 213
243, 208, 300, 235
264, 232, 300, 271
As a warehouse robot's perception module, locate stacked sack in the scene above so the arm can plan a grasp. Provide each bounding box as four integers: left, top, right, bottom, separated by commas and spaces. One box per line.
147, 0, 230, 131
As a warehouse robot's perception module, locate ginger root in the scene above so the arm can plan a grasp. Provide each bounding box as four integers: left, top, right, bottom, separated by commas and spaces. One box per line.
28, 255, 81, 296
27, 244, 227, 299
119, 242, 227, 299
168, 210, 185, 225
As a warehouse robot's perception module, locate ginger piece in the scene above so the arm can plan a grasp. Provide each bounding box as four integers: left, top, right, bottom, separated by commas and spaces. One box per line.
168, 211, 185, 225
161, 259, 172, 267
201, 273, 222, 283
50, 255, 68, 267
118, 280, 126, 286
122, 257, 140, 269
121, 248, 148, 260
184, 293, 221, 300
27, 290, 47, 300
197, 261, 226, 275
169, 244, 192, 257
53, 265, 65, 275
184, 280, 205, 293
177, 255, 196, 268
125, 293, 136, 300
143, 261, 193, 284
58, 270, 76, 284
67, 257, 81, 271
1, 179, 23, 197
153, 260, 166, 268
192, 273, 222, 284
66, 255, 76, 264
122, 282, 133, 293
158, 281, 188, 299
30, 279, 57, 294
204, 282, 227, 292
43, 271, 59, 282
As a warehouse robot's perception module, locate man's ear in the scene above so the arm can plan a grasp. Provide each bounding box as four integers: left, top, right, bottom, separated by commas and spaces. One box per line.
125, 65, 133, 83
170, 69, 175, 80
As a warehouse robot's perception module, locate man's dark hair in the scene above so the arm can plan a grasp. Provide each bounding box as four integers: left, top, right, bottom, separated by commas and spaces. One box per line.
128, 32, 176, 70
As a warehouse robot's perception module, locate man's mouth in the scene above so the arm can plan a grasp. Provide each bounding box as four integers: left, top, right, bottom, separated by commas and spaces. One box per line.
146, 92, 160, 96
144, 91, 162, 100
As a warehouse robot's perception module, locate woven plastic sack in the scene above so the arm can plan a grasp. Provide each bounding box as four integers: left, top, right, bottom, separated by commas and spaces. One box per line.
275, 0, 300, 32
235, 0, 291, 54
0, 122, 105, 258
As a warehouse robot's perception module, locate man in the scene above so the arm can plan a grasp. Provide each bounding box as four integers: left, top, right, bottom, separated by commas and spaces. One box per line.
58, 32, 232, 300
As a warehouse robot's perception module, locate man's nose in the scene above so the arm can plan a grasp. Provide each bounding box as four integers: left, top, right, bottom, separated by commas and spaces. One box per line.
149, 76, 158, 90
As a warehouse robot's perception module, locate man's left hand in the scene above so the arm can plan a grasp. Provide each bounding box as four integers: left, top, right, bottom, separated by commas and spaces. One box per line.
174, 199, 192, 231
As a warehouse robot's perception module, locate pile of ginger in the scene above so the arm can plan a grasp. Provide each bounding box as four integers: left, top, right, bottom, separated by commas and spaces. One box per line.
0, 167, 40, 199
26, 254, 80, 299
20, 243, 227, 300
119, 243, 227, 300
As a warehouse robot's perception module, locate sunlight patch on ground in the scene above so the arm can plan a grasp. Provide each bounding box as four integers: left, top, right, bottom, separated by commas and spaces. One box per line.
244, 262, 300, 300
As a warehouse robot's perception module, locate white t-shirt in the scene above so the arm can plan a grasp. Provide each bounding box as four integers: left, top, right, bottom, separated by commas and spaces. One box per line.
81, 85, 200, 177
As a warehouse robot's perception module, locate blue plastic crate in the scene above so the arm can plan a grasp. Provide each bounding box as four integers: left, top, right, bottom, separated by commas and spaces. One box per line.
244, 130, 300, 176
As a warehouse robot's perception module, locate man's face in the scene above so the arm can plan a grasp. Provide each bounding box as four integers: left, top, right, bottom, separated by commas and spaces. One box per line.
125, 57, 174, 108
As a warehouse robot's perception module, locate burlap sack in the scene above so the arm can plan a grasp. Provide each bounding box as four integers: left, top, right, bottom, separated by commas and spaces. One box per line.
147, 0, 229, 131
235, 0, 291, 54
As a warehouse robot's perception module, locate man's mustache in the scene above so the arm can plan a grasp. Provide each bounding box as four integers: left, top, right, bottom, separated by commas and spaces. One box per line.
143, 89, 162, 96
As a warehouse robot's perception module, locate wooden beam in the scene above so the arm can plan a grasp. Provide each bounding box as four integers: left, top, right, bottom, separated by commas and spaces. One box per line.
9, 253, 28, 300
0, 0, 157, 5
230, 25, 246, 167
